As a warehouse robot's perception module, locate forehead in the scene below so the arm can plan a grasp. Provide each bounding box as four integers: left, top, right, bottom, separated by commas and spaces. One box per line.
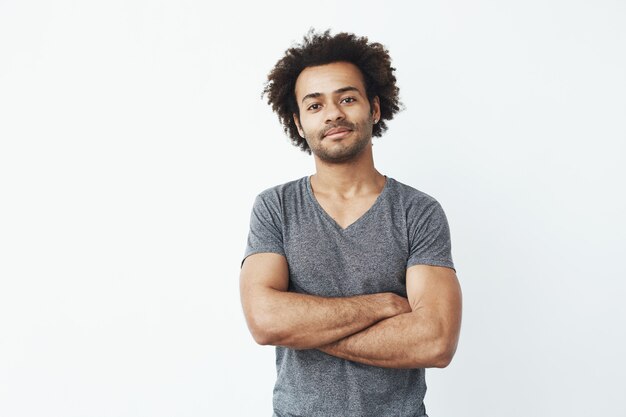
294, 61, 366, 100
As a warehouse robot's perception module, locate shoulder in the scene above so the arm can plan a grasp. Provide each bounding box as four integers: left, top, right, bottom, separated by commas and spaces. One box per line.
386, 177, 443, 212
256, 176, 307, 202
252, 176, 309, 216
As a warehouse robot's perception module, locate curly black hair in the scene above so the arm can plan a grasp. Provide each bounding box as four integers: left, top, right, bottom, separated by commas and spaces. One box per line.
263, 29, 402, 153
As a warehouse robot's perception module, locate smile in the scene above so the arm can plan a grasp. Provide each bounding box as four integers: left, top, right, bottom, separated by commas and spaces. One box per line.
323, 128, 352, 139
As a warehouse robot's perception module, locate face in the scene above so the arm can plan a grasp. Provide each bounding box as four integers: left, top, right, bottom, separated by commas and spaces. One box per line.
293, 61, 380, 163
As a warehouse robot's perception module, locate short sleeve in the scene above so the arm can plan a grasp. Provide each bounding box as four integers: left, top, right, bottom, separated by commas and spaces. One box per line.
407, 200, 455, 271
242, 192, 286, 265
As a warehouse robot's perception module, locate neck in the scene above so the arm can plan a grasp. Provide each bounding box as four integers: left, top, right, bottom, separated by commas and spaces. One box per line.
311, 144, 385, 197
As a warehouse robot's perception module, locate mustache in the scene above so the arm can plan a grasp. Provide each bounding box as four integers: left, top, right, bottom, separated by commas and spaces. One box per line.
321, 121, 356, 137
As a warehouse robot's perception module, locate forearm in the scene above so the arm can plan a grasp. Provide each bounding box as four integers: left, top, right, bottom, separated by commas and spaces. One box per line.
317, 309, 456, 369
247, 288, 408, 349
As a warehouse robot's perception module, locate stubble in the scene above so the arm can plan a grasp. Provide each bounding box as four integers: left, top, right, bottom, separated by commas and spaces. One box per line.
305, 116, 375, 164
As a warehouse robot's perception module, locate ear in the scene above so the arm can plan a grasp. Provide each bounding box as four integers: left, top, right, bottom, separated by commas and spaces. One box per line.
371, 96, 381, 124
293, 113, 305, 137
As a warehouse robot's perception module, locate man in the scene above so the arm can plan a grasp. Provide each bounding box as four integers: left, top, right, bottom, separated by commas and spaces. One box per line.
240, 30, 462, 417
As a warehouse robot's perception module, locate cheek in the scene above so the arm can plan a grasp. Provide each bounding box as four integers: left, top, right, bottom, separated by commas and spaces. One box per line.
300, 118, 320, 136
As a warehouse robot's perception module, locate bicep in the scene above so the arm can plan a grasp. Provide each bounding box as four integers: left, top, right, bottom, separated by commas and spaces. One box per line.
405, 265, 462, 329
239, 253, 289, 344
240, 252, 289, 308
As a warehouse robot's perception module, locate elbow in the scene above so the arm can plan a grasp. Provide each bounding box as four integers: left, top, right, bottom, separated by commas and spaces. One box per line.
424, 316, 461, 368
246, 309, 283, 346
249, 321, 273, 346
431, 350, 454, 368
430, 338, 458, 368
251, 331, 274, 346
248, 315, 308, 349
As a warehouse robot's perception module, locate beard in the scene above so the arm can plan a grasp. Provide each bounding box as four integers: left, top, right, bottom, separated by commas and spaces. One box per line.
304, 116, 375, 164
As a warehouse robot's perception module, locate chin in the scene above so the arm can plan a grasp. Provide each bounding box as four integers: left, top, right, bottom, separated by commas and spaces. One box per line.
314, 146, 367, 164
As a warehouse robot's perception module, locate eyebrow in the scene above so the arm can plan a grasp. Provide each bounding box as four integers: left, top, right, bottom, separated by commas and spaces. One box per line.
301, 86, 361, 104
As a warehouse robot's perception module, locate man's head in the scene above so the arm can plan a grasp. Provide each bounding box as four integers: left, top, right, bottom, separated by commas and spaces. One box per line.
263, 30, 402, 155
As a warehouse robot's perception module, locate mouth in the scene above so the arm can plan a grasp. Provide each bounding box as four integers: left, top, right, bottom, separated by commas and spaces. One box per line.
323, 128, 352, 139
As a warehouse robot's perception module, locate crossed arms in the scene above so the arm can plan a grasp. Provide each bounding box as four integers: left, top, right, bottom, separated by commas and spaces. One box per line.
239, 252, 462, 369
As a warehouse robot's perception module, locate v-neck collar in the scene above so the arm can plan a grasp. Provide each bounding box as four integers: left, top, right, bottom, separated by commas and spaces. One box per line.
305, 175, 390, 232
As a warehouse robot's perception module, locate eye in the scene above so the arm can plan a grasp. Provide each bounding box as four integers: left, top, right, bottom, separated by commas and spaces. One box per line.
341, 97, 357, 104
307, 103, 321, 111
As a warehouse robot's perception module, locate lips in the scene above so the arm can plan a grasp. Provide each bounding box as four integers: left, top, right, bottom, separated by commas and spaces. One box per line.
323, 127, 352, 138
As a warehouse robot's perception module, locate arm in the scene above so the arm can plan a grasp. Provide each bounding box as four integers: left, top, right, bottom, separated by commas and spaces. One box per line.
239, 252, 412, 349
317, 265, 462, 368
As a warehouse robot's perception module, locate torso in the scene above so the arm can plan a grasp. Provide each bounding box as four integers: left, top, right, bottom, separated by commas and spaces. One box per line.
244, 175, 454, 416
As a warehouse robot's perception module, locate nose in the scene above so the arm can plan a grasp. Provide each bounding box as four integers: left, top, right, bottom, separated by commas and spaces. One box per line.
324, 102, 345, 123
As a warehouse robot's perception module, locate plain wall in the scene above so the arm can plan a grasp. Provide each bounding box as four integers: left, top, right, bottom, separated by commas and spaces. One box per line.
1, 0, 625, 416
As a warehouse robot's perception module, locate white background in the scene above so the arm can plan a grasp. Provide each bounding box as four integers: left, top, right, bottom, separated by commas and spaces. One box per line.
1, 1, 625, 416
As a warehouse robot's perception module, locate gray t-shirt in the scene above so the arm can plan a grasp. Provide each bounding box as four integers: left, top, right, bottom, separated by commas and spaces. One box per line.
244, 176, 455, 417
